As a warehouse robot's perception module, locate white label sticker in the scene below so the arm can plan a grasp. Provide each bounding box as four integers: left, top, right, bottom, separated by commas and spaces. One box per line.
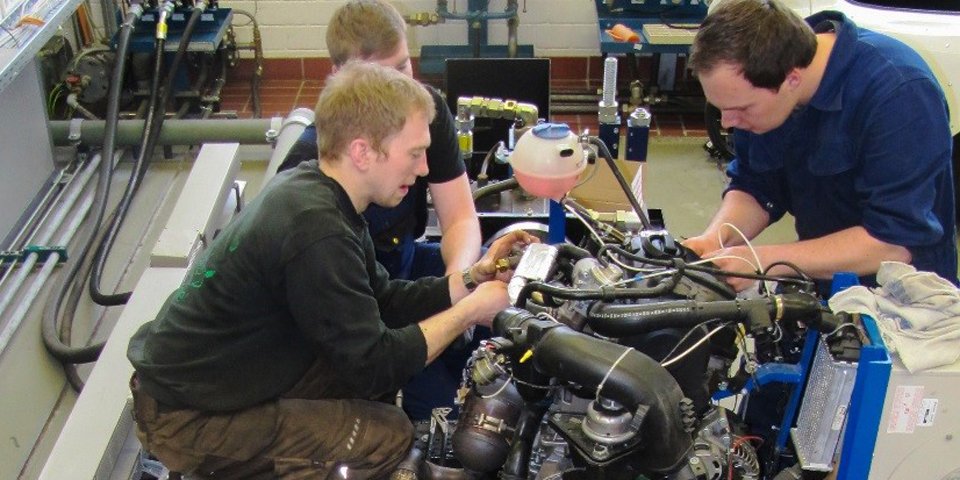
887, 385, 924, 434
917, 398, 938, 427
832, 404, 848, 431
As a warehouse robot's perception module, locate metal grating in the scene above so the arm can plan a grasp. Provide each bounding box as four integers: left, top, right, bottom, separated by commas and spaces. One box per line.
791, 337, 859, 471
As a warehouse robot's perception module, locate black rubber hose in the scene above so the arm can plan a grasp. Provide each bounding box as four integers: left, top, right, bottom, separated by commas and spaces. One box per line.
600, 244, 811, 291
494, 309, 693, 474
513, 260, 684, 307
499, 405, 547, 480
586, 292, 832, 338
472, 177, 518, 202
586, 135, 652, 230
557, 243, 591, 261
89, 3, 206, 305
41, 9, 141, 365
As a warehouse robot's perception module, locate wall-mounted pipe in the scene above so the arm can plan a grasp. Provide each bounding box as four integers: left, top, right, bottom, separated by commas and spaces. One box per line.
436, 0, 518, 21
49, 117, 285, 146
0, 152, 104, 359
262, 108, 315, 185
8, 191, 95, 359
506, 0, 518, 58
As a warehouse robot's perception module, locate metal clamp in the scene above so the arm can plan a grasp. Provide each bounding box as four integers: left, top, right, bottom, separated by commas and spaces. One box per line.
68, 118, 84, 145
264, 116, 282, 145
281, 108, 315, 130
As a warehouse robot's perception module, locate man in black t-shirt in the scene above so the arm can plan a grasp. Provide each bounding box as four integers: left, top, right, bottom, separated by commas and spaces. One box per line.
280, 0, 479, 283
127, 62, 534, 479
279, 0, 485, 421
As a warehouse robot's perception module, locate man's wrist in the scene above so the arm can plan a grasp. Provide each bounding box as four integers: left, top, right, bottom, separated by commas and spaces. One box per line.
461, 267, 479, 292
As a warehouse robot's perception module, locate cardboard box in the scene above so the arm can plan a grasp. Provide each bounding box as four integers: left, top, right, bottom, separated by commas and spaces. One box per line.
569, 157, 644, 213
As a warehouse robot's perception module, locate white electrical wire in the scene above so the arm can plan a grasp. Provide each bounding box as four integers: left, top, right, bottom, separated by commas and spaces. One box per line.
825, 321, 865, 339
718, 223, 762, 271
595, 346, 634, 402
479, 374, 513, 399
607, 254, 756, 291
718, 222, 778, 293
661, 323, 729, 368
563, 201, 606, 248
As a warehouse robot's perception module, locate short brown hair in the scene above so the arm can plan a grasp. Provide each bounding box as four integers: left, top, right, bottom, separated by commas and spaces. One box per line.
315, 61, 435, 160
689, 0, 816, 90
326, 0, 407, 66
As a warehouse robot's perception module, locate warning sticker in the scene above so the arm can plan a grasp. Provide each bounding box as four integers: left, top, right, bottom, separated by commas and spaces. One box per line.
917, 398, 938, 427
887, 385, 924, 434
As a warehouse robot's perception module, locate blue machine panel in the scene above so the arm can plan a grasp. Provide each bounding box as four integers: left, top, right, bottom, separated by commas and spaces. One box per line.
124, 7, 233, 53
594, 0, 706, 55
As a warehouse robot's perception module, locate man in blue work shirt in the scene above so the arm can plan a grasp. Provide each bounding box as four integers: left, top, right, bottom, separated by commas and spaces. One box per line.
683, 0, 957, 293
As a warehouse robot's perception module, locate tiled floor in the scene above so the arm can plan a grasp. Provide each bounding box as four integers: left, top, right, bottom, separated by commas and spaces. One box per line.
219, 78, 708, 138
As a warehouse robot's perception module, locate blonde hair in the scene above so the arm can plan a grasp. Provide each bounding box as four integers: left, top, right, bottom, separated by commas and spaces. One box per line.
315, 61, 435, 160
326, 0, 407, 66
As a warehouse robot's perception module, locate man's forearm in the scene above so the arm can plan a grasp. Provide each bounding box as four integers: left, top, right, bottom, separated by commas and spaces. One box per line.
440, 220, 482, 274
430, 173, 483, 274
418, 302, 473, 364
758, 226, 911, 280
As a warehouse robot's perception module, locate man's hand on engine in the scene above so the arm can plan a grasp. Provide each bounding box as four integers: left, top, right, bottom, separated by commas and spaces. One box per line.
460, 280, 509, 327
471, 230, 539, 283
701, 245, 762, 292
680, 235, 721, 257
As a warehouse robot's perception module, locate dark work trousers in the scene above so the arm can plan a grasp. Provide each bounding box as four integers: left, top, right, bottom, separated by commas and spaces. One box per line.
130, 360, 414, 479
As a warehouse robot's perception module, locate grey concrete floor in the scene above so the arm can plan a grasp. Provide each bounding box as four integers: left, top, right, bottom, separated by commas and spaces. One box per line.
643, 137, 796, 245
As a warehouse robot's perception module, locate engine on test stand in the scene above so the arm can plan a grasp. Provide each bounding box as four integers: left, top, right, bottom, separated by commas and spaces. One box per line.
403, 234, 850, 480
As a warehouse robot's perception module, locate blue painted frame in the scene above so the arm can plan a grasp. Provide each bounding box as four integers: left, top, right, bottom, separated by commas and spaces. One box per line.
836, 315, 891, 479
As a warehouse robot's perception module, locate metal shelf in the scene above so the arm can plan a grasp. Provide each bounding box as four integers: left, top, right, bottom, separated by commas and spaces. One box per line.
0, 0, 83, 96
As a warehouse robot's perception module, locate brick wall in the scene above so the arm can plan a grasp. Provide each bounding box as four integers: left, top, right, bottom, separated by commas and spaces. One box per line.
78, 1, 698, 88
84, 1, 603, 58
222, 0, 602, 58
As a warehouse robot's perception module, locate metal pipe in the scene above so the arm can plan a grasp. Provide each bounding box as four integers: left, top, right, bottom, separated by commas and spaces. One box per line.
551, 94, 600, 102
435, 0, 518, 21
100, 0, 119, 38
3, 192, 95, 360
551, 105, 599, 114
0, 167, 80, 293
66, 92, 99, 120
506, 0, 518, 58
3, 168, 71, 250
49, 117, 284, 146
0, 153, 104, 358
263, 107, 315, 185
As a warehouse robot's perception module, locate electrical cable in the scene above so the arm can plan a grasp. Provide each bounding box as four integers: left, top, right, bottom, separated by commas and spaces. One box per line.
717, 222, 770, 294
563, 201, 606, 248
763, 260, 813, 282
229, 8, 263, 118
661, 322, 731, 368
599, 244, 815, 290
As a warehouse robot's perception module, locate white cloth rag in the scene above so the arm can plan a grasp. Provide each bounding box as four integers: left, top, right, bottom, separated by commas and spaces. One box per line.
828, 261, 960, 373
